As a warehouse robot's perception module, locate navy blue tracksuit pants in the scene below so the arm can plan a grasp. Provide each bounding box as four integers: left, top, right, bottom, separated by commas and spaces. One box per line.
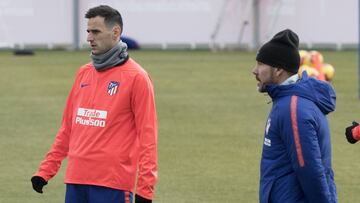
65, 184, 133, 203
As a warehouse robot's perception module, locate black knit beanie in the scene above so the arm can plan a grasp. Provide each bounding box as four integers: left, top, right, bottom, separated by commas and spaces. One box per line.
256, 29, 300, 74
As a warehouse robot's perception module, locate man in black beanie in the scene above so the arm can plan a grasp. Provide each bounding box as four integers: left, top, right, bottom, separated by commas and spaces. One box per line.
254, 29, 300, 92
253, 29, 338, 203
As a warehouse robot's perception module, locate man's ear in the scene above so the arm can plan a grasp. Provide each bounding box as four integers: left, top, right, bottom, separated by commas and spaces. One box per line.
112, 25, 121, 40
274, 67, 284, 77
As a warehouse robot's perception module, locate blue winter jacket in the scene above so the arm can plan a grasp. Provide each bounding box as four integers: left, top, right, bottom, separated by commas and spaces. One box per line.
259, 73, 337, 203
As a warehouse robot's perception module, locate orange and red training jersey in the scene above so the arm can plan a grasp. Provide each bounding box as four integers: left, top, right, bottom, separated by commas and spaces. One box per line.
35, 58, 158, 199
353, 125, 360, 140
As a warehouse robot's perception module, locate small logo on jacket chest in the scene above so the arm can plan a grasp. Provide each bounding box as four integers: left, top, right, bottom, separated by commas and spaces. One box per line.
107, 81, 120, 96
264, 118, 271, 147
264, 137, 271, 147
265, 118, 271, 135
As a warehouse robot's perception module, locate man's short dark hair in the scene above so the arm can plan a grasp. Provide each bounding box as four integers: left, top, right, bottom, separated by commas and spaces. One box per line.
85, 5, 123, 33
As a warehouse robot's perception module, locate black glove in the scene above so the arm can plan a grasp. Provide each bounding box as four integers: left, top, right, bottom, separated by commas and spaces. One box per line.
345, 121, 359, 144
31, 176, 47, 193
135, 194, 152, 203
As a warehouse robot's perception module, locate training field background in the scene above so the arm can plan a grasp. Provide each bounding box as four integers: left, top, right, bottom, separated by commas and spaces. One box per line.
0, 50, 359, 202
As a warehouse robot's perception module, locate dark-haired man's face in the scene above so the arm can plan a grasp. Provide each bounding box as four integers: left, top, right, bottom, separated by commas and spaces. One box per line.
252, 62, 277, 92
86, 16, 119, 55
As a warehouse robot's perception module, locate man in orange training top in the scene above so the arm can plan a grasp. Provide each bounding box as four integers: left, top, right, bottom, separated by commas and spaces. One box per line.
345, 121, 360, 144
31, 5, 157, 203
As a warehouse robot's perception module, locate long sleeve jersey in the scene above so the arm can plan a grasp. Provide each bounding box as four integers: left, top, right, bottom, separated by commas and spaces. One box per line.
353, 125, 360, 140
35, 58, 158, 199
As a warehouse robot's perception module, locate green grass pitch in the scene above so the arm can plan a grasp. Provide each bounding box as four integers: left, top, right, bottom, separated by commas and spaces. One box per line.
0, 50, 359, 202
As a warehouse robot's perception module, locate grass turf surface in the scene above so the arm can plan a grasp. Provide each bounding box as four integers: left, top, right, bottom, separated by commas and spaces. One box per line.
0, 50, 359, 202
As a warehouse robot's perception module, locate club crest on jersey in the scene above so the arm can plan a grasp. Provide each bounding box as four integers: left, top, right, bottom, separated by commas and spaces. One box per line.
107, 81, 119, 96
265, 118, 271, 135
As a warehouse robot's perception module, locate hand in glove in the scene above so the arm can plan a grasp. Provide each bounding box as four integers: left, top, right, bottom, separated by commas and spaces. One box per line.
345, 121, 360, 144
135, 194, 152, 203
31, 176, 47, 193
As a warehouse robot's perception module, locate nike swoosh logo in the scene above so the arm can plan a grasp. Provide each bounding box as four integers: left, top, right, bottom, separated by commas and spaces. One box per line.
80, 83, 90, 88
